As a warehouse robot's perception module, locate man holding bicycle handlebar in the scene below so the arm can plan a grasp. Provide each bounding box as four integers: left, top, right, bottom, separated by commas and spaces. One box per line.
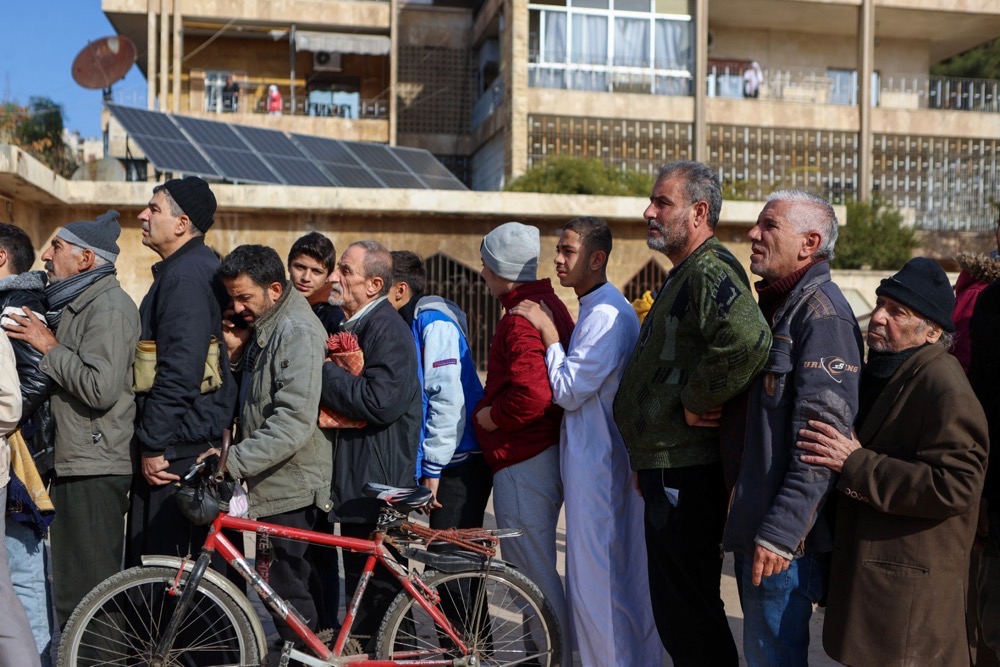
217, 245, 333, 652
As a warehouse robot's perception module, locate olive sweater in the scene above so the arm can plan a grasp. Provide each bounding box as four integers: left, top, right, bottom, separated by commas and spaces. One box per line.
614, 237, 771, 470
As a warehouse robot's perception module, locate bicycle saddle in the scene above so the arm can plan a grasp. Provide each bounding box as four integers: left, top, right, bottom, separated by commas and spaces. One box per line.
363, 483, 433, 513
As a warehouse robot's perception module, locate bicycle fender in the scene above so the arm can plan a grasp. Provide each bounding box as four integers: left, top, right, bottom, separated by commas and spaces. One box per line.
141, 555, 268, 660
403, 548, 514, 574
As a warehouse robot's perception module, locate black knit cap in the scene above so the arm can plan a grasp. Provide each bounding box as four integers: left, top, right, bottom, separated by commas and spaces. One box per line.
163, 176, 216, 232
876, 257, 955, 332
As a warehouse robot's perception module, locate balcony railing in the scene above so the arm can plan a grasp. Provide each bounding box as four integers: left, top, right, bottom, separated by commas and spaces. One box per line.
708, 66, 860, 105
528, 52, 693, 96
879, 74, 1000, 113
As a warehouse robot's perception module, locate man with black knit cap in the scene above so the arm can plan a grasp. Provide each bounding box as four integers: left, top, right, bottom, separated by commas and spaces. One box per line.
4, 210, 140, 626
799, 257, 988, 667
126, 177, 238, 568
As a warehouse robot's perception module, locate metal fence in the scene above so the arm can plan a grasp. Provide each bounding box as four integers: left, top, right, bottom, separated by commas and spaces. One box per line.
423, 253, 502, 372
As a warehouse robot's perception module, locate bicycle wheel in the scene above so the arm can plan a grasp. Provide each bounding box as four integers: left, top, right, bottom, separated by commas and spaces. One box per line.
376, 563, 561, 666
58, 565, 261, 667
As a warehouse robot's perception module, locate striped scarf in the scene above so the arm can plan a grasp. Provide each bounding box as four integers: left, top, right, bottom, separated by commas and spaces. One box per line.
44, 264, 116, 331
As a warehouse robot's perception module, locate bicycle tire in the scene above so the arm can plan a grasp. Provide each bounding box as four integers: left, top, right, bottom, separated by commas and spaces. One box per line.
375, 563, 562, 666
57, 565, 262, 667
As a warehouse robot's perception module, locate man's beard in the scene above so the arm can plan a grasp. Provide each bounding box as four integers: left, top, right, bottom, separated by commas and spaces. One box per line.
328, 285, 345, 307
646, 217, 688, 256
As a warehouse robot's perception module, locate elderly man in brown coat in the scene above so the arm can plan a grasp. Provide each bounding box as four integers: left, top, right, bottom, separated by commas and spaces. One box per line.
798, 257, 988, 667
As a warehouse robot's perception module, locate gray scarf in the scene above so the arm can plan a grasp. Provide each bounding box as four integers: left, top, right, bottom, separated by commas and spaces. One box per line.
44, 264, 116, 331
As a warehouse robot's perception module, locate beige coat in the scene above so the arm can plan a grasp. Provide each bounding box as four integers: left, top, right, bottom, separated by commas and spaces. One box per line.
0, 330, 22, 488
823, 345, 988, 666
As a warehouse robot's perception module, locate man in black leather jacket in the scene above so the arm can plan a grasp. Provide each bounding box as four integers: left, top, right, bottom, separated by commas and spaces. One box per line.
0, 222, 55, 664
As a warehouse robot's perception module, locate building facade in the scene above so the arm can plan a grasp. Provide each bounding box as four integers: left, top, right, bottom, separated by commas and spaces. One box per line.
102, 0, 1000, 233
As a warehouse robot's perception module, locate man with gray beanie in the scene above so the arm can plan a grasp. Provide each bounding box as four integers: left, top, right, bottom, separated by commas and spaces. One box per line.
126, 176, 238, 571
798, 257, 988, 666
4, 210, 140, 626
474, 221, 575, 649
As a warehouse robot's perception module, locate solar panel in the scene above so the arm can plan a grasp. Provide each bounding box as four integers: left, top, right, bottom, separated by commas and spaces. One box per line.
107, 105, 220, 178
107, 104, 468, 190
175, 117, 281, 184
235, 127, 335, 187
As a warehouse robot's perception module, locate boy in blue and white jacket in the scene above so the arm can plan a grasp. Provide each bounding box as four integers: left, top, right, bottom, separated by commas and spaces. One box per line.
389, 251, 491, 530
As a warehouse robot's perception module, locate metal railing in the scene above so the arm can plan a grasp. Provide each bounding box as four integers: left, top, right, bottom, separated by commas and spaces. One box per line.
528, 52, 693, 96
879, 74, 1000, 113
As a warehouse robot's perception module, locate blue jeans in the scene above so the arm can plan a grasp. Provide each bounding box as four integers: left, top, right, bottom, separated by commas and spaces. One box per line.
5, 519, 52, 667
733, 550, 827, 667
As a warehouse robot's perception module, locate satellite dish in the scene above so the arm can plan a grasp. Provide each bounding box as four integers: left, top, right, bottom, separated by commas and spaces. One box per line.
72, 36, 137, 96
71, 158, 127, 183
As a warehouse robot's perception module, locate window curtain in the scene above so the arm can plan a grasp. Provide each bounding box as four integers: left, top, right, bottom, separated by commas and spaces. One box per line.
571, 14, 608, 91
654, 19, 690, 71
537, 11, 568, 88
614, 17, 649, 68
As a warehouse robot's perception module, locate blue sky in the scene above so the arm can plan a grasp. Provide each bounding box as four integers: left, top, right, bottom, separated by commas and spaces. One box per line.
2, 1, 146, 138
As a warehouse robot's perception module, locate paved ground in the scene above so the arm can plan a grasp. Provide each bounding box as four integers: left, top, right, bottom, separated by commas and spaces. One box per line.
249, 500, 838, 666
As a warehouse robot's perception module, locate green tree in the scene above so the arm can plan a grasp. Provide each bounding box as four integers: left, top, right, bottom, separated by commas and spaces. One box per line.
931, 39, 1000, 79
0, 97, 77, 178
505, 157, 653, 196
831, 199, 918, 270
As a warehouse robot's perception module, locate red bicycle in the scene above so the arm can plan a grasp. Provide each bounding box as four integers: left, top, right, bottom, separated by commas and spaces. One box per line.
57, 453, 561, 666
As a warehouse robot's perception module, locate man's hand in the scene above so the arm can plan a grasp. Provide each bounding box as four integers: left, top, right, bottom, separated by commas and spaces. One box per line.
797, 419, 860, 473
4, 307, 58, 355
221, 309, 251, 363
476, 405, 498, 432
752, 544, 791, 586
508, 300, 559, 347
142, 454, 181, 486
684, 406, 722, 428
420, 476, 443, 512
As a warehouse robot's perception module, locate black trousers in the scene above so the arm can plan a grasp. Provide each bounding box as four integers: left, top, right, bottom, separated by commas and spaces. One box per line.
126, 455, 210, 566
428, 455, 493, 532
637, 463, 738, 667
341, 522, 405, 652
261, 506, 332, 645
51, 474, 131, 627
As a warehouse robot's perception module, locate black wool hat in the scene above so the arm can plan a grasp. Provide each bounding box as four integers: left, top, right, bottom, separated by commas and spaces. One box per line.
876, 257, 955, 332
163, 177, 217, 232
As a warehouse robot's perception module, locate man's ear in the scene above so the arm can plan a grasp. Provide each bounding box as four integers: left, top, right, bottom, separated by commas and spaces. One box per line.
589, 250, 607, 272
268, 280, 284, 302
368, 275, 385, 297
801, 231, 822, 260
690, 199, 711, 228
394, 281, 411, 304
77, 248, 97, 272
0, 247, 8, 271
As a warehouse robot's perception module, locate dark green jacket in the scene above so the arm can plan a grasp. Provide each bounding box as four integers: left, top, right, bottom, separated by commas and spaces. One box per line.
614, 237, 770, 470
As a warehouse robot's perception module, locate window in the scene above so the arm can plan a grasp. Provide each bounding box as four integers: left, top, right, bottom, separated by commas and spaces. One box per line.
529, 1, 692, 95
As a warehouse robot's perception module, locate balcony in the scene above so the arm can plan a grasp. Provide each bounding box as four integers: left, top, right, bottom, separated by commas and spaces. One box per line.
879, 74, 1000, 113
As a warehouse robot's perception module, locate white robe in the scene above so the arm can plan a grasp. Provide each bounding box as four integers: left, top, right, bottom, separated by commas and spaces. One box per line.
544, 282, 663, 667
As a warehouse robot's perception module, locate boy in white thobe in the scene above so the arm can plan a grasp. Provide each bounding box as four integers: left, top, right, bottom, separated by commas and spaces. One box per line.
511, 217, 662, 667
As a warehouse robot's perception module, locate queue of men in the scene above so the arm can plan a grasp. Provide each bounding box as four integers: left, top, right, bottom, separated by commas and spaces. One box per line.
0, 163, 994, 667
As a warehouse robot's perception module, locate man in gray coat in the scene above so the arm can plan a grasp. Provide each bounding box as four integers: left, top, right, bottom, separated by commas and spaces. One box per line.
4, 211, 140, 627
218, 244, 332, 651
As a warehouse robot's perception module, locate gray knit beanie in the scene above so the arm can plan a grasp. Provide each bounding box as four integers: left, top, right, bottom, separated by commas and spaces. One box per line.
480, 222, 540, 282
57, 210, 121, 264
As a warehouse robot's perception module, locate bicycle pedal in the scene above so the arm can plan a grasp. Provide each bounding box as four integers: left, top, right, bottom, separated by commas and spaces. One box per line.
278, 640, 295, 667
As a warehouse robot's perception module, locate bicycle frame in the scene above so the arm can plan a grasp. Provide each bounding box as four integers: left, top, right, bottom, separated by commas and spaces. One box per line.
166, 511, 477, 667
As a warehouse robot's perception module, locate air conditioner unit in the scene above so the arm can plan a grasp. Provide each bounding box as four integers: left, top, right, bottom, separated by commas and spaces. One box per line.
314, 51, 342, 72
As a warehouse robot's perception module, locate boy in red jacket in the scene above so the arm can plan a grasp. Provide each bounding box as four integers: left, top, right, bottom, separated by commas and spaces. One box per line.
474, 222, 574, 651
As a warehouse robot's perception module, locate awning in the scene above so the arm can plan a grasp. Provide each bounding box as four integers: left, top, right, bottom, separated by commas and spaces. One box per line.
294, 31, 391, 56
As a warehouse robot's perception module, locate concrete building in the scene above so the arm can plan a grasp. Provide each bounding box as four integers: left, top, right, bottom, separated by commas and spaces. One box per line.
102, 0, 1000, 235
